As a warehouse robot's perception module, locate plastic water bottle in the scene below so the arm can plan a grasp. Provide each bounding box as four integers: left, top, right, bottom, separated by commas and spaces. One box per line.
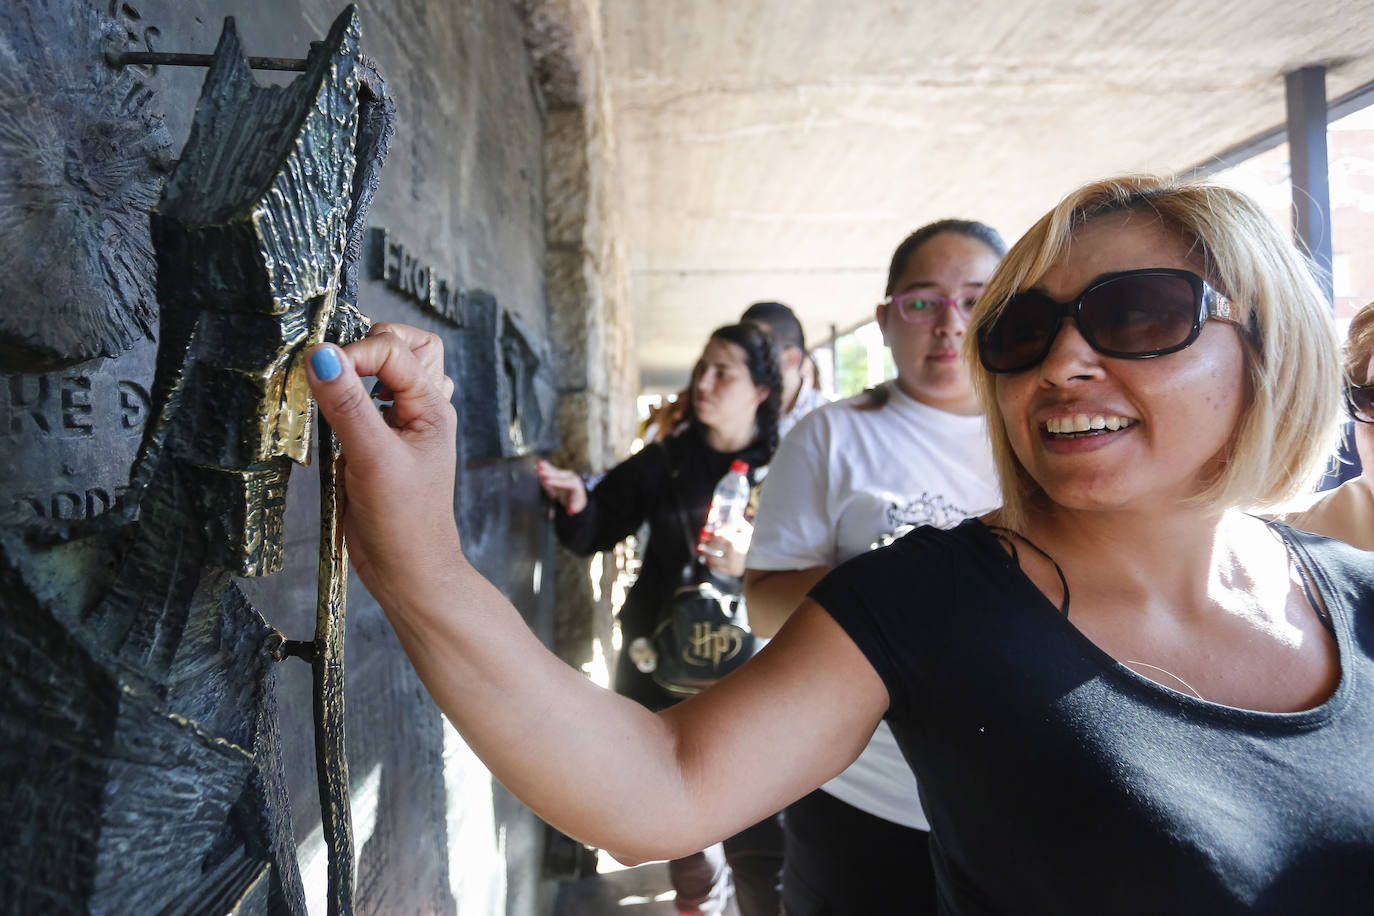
699, 460, 751, 550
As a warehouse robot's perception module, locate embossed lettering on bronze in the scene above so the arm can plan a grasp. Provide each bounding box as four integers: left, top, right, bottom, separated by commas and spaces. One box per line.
0, 367, 151, 524
2, 373, 149, 438
369, 227, 467, 326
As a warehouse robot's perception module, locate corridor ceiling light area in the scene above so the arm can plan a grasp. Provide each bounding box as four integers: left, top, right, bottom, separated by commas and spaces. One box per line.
601, 0, 1374, 390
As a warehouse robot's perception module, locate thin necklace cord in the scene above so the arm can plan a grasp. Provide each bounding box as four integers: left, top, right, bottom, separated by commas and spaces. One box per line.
985, 521, 1328, 702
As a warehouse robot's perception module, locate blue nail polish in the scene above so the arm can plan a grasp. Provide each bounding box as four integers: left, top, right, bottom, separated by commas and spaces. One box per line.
312, 347, 341, 381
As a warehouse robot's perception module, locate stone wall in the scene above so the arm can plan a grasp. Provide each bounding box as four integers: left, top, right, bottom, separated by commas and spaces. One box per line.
513, 0, 639, 682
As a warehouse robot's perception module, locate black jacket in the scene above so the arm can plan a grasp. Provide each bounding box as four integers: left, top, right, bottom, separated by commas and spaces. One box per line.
555, 425, 770, 709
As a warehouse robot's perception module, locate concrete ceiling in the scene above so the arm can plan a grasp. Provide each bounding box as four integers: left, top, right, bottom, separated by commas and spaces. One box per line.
601, 0, 1374, 390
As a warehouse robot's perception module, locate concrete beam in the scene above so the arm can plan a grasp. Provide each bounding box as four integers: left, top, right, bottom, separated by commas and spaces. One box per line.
1286, 65, 1334, 304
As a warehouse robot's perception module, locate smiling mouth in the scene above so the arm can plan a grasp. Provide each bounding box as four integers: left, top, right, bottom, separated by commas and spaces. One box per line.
1044, 414, 1137, 438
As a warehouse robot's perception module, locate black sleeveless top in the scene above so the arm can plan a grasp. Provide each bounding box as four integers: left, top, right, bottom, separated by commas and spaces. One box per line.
811, 519, 1374, 915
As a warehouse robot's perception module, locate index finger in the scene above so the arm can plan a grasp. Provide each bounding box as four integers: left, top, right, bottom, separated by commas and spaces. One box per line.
369, 322, 445, 377
363, 323, 446, 398
309, 334, 451, 454
345, 331, 450, 426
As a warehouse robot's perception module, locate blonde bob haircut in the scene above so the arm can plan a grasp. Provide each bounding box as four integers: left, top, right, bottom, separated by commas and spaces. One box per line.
965, 174, 1341, 531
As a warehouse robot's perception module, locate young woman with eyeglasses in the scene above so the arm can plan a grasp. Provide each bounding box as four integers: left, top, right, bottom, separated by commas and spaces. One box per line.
306, 174, 1373, 913
742, 220, 1005, 915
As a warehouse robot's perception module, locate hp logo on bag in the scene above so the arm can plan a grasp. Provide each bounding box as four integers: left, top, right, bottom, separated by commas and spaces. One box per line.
686, 622, 746, 668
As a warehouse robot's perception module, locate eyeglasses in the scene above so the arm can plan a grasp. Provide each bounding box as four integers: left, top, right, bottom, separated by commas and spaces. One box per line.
1347, 383, 1374, 424
976, 268, 1238, 374
881, 291, 979, 324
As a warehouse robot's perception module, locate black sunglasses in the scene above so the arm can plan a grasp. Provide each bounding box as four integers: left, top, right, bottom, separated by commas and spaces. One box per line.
977, 268, 1239, 374
1347, 383, 1374, 424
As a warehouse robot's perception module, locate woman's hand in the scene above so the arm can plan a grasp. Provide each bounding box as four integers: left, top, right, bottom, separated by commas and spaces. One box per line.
306, 323, 460, 609
698, 520, 752, 577
305, 323, 889, 864
536, 459, 589, 515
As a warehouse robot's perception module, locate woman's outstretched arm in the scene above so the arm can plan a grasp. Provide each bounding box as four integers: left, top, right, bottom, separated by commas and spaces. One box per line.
742, 567, 833, 637
306, 325, 888, 862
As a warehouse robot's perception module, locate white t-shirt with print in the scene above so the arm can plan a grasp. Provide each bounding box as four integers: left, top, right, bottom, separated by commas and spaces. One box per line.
747, 382, 1001, 829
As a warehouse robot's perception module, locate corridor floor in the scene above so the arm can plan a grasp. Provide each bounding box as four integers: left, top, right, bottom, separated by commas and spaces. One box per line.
552, 858, 741, 916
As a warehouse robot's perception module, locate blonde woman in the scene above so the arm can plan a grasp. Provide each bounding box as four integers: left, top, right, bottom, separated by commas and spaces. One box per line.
743, 219, 1006, 915
307, 174, 1373, 913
